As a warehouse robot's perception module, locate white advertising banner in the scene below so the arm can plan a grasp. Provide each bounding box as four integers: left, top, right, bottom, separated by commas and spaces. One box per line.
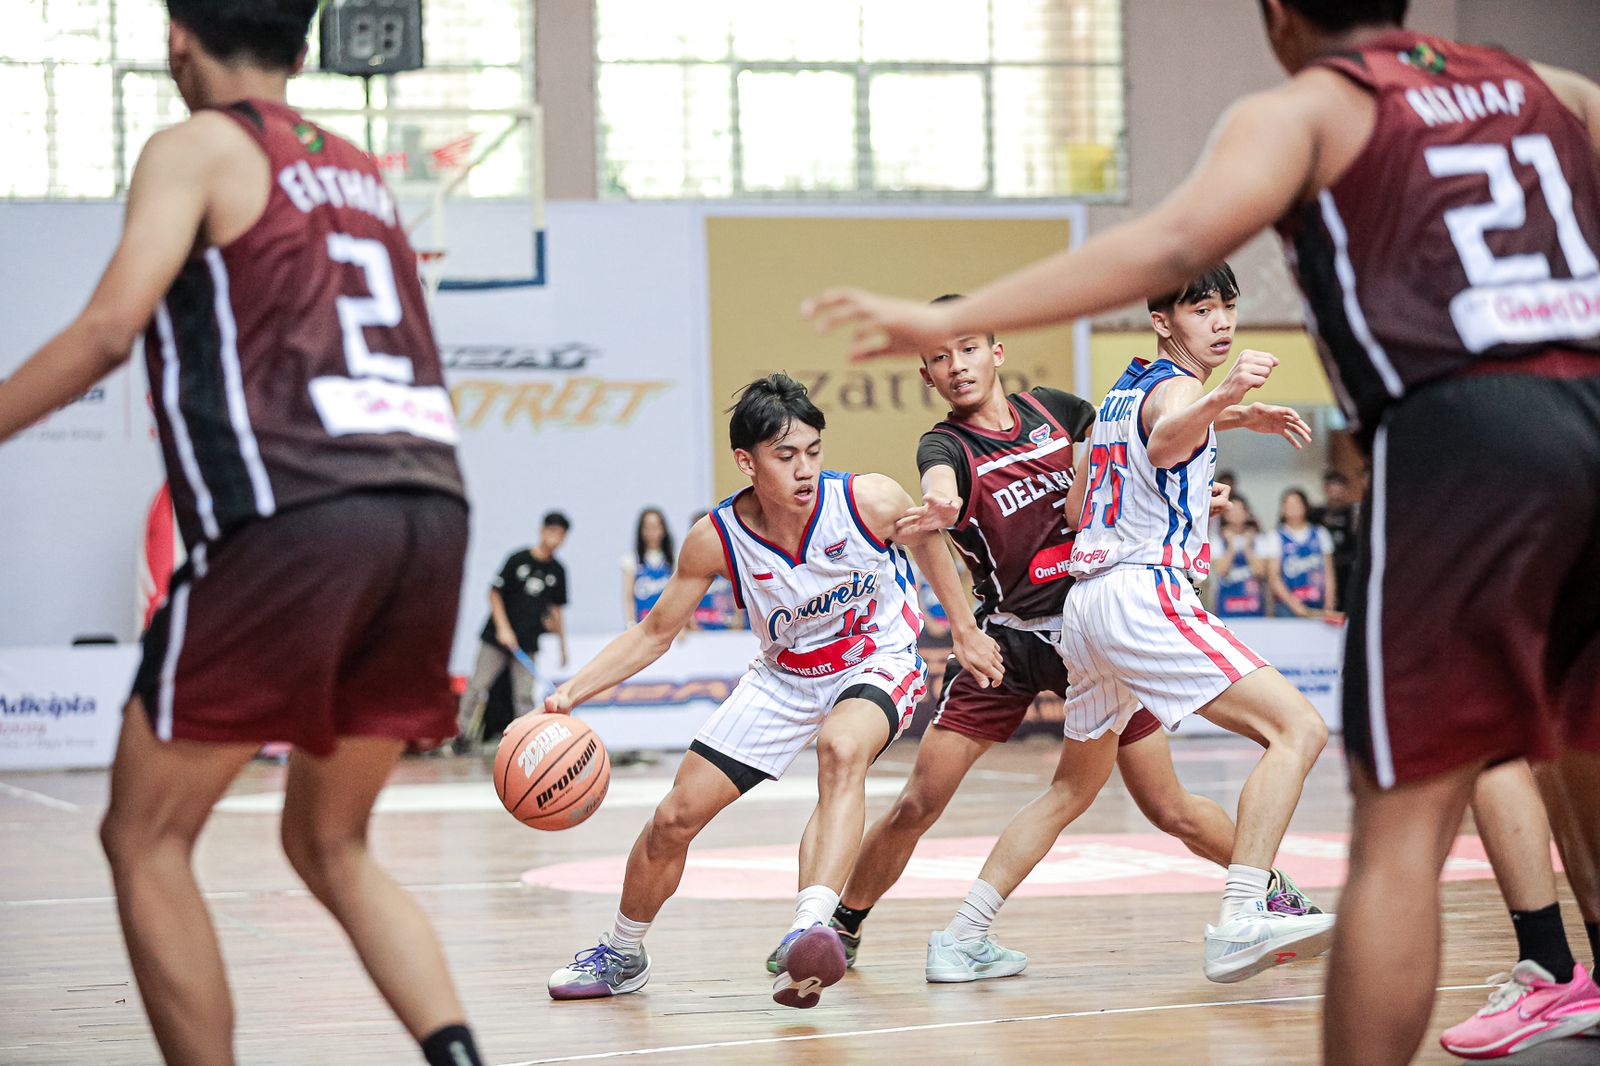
0, 646, 137, 771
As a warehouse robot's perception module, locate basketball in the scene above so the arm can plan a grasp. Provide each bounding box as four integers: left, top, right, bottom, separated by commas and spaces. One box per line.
493, 713, 610, 831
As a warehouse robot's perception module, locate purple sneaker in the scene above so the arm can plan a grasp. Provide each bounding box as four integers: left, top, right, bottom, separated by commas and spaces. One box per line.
1266, 867, 1322, 915
548, 936, 651, 1000
771, 923, 847, 1009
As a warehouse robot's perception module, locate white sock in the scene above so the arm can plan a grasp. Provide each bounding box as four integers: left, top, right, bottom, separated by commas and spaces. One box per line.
790, 884, 841, 932
946, 879, 1006, 943
610, 910, 650, 955
1221, 864, 1272, 923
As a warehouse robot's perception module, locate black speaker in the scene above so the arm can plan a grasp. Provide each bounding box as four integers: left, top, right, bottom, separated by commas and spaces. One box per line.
319, 0, 425, 77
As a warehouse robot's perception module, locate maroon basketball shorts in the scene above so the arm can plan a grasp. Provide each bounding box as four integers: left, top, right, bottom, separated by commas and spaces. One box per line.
932, 622, 1161, 746
1343, 370, 1600, 789
132, 489, 468, 757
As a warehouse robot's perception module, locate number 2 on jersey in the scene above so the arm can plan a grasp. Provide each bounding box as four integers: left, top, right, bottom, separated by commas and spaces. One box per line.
326, 232, 415, 383
834, 599, 879, 638
1078, 443, 1129, 530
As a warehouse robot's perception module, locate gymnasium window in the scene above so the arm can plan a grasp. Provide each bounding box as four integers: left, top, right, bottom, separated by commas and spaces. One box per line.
595, 0, 1125, 201
1, 0, 538, 200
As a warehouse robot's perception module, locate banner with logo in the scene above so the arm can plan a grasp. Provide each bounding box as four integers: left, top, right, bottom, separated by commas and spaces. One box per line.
0, 646, 137, 770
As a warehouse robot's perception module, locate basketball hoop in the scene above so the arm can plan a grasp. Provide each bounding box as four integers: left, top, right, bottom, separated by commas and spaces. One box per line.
417, 249, 447, 312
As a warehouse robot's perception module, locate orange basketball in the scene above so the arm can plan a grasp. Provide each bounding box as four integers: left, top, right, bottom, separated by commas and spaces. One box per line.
493, 713, 610, 830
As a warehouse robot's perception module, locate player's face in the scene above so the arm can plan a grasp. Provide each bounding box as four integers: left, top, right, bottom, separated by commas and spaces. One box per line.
1154, 293, 1237, 371
737, 421, 823, 513
920, 334, 1003, 410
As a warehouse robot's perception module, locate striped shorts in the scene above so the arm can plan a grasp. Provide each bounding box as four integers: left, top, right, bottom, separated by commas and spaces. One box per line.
1057, 566, 1264, 741
692, 646, 927, 780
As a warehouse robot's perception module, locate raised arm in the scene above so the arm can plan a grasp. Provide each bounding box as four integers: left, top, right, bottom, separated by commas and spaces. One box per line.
853, 474, 1004, 688
0, 115, 244, 442
893, 462, 963, 540
1144, 350, 1278, 469
544, 519, 721, 714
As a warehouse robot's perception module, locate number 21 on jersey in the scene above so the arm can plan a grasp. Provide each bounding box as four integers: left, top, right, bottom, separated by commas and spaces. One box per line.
1078, 442, 1129, 529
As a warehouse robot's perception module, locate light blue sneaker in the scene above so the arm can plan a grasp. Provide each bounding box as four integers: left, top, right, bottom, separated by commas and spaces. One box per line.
548, 936, 651, 1000
924, 930, 1028, 983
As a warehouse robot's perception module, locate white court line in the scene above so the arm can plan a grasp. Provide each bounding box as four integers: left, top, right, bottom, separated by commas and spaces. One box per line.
497, 983, 1496, 1065
0, 781, 81, 812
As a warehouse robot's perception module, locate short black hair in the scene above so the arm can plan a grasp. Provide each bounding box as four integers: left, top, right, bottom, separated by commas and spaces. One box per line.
728, 373, 826, 453
542, 511, 571, 531
166, 0, 319, 70
1264, 0, 1408, 33
930, 293, 995, 345
1148, 263, 1240, 314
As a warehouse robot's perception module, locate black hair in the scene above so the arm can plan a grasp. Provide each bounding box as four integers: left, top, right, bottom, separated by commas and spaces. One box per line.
1279, 487, 1313, 525
542, 511, 571, 531
1323, 469, 1350, 486
1148, 263, 1240, 314
1262, 0, 1408, 33
634, 507, 675, 566
727, 373, 826, 453
930, 293, 996, 345
166, 0, 319, 70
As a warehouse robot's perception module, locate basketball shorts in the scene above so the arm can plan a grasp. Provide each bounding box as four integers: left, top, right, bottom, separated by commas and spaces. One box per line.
1058, 566, 1265, 742
933, 622, 1162, 746
1344, 369, 1600, 789
692, 646, 927, 782
132, 489, 468, 757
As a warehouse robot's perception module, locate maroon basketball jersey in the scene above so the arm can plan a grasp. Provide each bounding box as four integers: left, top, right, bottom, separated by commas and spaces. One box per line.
1276, 31, 1600, 444
143, 98, 464, 551
917, 387, 1095, 627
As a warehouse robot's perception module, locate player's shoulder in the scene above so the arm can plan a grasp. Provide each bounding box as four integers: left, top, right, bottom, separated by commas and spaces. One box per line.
841, 471, 909, 516
142, 110, 258, 169
679, 514, 730, 578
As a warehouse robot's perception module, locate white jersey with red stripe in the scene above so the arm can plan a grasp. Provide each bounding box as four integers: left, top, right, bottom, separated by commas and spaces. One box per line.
708, 470, 922, 677
1069, 358, 1216, 584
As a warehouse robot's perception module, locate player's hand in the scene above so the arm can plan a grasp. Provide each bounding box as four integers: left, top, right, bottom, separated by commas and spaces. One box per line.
1215, 349, 1278, 406
802, 288, 951, 361
952, 625, 1005, 689
543, 685, 575, 716
496, 624, 519, 650
1208, 481, 1232, 518
1237, 402, 1311, 448
894, 494, 962, 538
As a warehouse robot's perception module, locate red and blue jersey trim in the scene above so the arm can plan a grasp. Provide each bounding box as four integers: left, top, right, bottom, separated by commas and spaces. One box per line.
841, 472, 889, 552
708, 504, 747, 610
730, 477, 826, 568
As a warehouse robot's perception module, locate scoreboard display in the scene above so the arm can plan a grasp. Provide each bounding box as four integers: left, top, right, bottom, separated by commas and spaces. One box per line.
319, 0, 425, 76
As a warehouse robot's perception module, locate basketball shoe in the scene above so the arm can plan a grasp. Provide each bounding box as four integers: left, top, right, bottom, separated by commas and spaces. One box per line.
547, 935, 651, 1000
766, 918, 859, 974
770, 923, 848, 1009
924, 930, 1028, 983
1438, 961, 1600, 1059
1266, 868, 1323, 915
1202, 902, 1336, 983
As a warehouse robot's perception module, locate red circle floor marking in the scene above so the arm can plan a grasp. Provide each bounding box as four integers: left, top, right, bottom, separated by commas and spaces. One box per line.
522, 832, 1533, 901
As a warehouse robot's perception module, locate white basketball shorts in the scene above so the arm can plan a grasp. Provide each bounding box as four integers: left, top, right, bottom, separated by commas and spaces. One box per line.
692, 646, 927, 779
1057, 566, 1265, 741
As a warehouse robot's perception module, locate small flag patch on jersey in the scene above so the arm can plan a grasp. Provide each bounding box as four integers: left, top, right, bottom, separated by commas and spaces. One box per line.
1402, 41, 1447, 73
293, 122, 325, 153
752, 570, 775, 581
1029, 424, 1052, 445
824, 538, 848, 560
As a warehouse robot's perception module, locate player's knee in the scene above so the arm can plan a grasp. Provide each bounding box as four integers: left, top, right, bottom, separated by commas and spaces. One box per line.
98, 808, 138, 871
1140, 793, 1195, 839
281, 823, 363, 899
816, 732, 868, 775
1285, 709, 1329, 764
888, 787, 945, 833
647, 798, 705, 848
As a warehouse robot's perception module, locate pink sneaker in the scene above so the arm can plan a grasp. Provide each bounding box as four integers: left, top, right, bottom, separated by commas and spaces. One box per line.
1440, 960, 1600, 1059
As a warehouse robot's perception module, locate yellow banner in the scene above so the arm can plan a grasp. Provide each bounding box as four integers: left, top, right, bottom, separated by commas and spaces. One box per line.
706, 216, 1081, 498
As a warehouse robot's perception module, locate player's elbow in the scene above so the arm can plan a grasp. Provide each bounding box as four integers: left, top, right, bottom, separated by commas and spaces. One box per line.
76, 310, 140, 372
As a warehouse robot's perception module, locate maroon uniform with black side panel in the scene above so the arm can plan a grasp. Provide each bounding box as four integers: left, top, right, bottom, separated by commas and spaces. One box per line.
1275, 31, 1600, 787
917, 387, 1160, 746
133, 98, 469, 756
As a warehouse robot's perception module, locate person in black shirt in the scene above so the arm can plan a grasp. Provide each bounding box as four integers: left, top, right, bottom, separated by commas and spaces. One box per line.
1313, 469, 1361, 613
457, 512, 570, 747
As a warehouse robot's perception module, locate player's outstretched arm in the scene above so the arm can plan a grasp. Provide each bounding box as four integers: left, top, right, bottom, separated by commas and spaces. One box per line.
0, 119, 231, 442
892, 463, 963, 540
1215, 402, 1312, 449
804, 88, 1320, 358
853, 474, 1004, 688
544, 520, 720, 714
1145, 350, 1278, 468
1063, 444, 1093, 531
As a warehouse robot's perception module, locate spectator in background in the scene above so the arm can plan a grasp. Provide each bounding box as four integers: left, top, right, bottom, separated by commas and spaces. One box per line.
688, 510, 745, 630
1314, 470, 1361, 613
1216, 469, 1238, 495
1261, 488, 1337, 619
1210, 494, 1267, 618
623, 507, 674, 623
456, 511, 571, 749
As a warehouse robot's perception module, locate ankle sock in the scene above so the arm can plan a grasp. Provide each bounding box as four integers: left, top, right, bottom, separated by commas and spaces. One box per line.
421, 1024, 483, 1066
946, 879, 1005, 943
1221, 864, 1272, 923
1511, 903, 1575, 984
610, 911, 651, 956
791, 884, 841, 932
833, 902, 873, 935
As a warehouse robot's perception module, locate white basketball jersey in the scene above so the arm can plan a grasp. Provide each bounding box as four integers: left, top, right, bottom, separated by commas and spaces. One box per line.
1069, 358, 1217, 584
709, 471, 922, 677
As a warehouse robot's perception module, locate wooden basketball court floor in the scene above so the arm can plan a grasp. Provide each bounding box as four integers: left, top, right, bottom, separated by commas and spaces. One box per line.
3, 735, 1593, 1065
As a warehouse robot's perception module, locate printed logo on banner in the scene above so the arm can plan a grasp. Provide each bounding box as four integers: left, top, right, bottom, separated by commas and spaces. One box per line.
5, 381, 118, 443
441, 344, 672, 434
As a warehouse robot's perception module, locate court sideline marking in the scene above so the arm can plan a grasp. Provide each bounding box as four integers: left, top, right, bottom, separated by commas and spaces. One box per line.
495, 982, 1496, 1064
0, 781, 80, 812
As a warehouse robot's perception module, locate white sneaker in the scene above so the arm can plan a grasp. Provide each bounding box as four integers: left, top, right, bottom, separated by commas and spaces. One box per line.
925, 929, 1028, 983
1203, 906, 1336, 984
